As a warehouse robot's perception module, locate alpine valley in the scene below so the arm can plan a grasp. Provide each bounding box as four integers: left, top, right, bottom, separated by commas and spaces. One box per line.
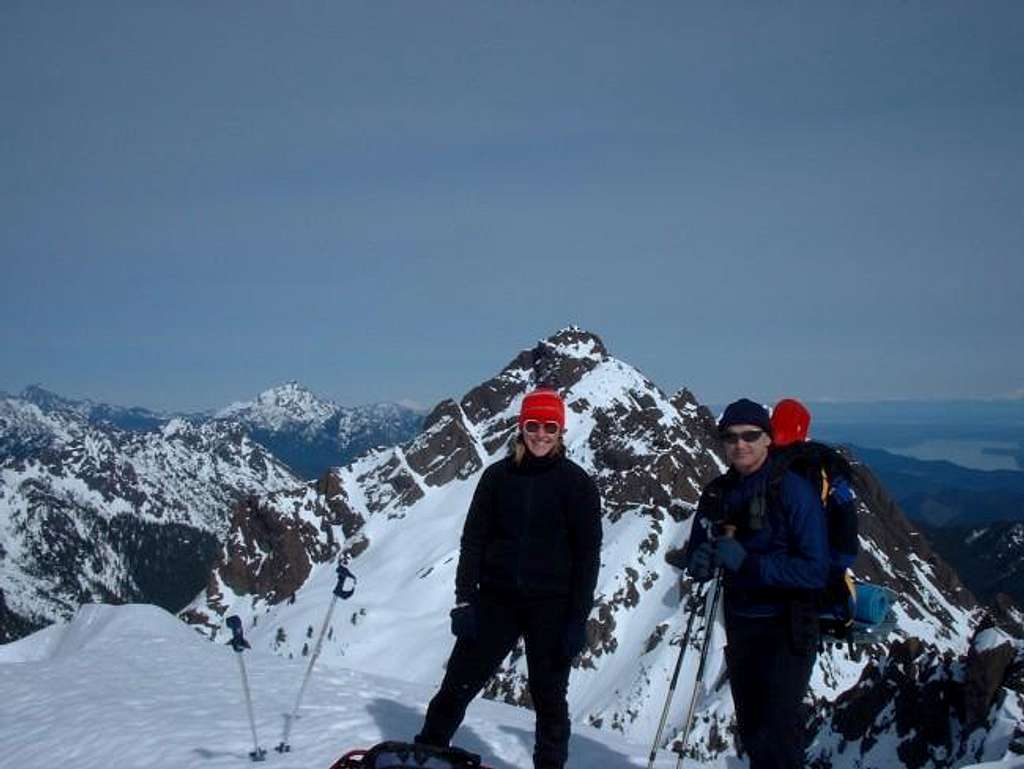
2, 329, 1022, 769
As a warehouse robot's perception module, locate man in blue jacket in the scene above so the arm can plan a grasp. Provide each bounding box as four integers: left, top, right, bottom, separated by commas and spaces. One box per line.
681, 398, 828, 769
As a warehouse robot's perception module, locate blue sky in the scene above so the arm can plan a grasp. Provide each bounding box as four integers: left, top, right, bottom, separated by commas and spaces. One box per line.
2, 2, 1022, 411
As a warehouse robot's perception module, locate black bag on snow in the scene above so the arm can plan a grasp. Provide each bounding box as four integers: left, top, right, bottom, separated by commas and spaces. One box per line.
329, 741, 487, 769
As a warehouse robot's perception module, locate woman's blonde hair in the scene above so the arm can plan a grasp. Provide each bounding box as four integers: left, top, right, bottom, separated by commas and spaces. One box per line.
512, 431, 566, 465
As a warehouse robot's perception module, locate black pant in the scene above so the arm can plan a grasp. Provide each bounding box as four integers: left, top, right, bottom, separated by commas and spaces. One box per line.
724, 609, 817, 769
417, 593, 572, 769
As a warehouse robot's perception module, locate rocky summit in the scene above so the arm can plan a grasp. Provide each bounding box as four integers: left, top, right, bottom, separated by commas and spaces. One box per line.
185, 327, 1023, 768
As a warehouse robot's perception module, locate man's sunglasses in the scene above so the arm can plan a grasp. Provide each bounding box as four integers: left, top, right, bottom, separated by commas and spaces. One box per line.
523, 420, 561, 435
720, 429, 765, 445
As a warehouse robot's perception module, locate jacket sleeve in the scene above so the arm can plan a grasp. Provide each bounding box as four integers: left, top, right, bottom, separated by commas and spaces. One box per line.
567, 471, 603, 625
736, 471, 829, 590
454, 464, 497, 604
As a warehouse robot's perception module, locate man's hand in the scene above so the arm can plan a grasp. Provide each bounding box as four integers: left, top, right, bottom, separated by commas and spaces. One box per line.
715, 537, 747, 573
687, 542, 716, 582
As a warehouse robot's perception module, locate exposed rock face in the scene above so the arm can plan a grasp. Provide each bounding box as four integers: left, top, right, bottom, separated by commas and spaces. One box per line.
964, 636, 1018, 726
809, 627, 1024, 769
218, 496, 316, 603
404, 400, 482, 487
313, 471, 359, 532
923, 520, 1024, 609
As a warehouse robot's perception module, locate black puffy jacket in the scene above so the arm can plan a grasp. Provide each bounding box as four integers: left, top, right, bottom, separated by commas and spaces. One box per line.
454, 451, 602, 624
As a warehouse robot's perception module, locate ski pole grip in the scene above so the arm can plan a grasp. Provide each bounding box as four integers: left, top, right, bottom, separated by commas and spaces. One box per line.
334, 563, 357, 599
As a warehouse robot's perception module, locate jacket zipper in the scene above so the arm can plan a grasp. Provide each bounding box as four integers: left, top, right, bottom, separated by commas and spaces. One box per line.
515, 475, 535, 589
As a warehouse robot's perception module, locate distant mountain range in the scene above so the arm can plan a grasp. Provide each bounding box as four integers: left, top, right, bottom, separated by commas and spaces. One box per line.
0, 383, 423, 641
214, 382, 424, 479
15, 383, 424, 480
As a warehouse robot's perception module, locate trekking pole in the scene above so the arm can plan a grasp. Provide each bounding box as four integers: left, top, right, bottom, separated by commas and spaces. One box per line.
275, 562, 357, 753
645, 580, 708, 769
673, 525, 733, 769
226, 615, 267, 762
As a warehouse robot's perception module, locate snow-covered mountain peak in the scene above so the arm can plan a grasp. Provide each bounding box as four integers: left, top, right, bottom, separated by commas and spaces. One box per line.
211, 383, 423, 478
217, 382, 339, 431
538, 326, 609, 363
19, 384, 78, 413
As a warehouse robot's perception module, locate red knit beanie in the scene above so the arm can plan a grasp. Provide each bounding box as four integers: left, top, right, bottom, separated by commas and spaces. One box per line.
771, 398, 811, 447
518, 389, 566, 429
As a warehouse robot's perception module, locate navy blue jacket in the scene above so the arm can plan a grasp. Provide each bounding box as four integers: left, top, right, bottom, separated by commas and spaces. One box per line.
687, 463, 828, 617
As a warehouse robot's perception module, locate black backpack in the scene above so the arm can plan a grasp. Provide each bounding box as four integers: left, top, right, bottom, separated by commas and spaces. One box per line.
766, 441, 861, 639
330, 741, 489, 769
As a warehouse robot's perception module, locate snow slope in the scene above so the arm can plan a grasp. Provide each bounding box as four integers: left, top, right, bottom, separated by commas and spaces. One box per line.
3, 603, 1019, 769
0, 603, 733, 769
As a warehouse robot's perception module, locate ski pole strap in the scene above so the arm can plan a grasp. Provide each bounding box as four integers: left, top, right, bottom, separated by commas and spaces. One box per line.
334, 563, 357, 599
226, 615, 251, 653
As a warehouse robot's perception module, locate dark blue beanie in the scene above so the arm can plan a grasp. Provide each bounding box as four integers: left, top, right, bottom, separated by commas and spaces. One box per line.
719, 398, 771, 434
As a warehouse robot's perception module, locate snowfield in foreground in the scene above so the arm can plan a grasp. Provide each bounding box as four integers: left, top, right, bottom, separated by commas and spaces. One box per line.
2, 604, 1021, 769
1, 604, 728, 769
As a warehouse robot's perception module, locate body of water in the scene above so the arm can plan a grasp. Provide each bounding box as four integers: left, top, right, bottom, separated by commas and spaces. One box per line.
883, 439, 1022, 472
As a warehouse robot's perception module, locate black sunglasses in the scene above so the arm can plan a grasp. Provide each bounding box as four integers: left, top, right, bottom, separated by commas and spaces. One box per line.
523, 420, 561, 435
720, 429, 765, 445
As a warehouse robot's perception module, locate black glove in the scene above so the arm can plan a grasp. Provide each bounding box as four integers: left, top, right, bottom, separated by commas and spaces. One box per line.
562, 620, 588, 661
687, 542, 716, 582
450, 603, 478, 640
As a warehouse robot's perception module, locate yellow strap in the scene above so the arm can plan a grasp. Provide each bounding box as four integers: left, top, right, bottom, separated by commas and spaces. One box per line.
843, 570, 856, 627
820, 467, 830, 505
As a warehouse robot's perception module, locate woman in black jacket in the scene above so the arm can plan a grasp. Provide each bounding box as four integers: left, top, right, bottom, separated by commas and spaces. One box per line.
415, 389, 603, 769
